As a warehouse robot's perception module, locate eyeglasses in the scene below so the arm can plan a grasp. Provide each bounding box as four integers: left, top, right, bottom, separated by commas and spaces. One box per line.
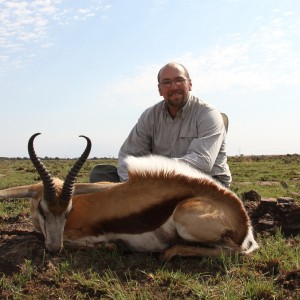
159, 78, 187, 87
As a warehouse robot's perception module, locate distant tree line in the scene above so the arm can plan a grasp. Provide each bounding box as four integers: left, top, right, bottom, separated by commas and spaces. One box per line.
0, 157, 117, 160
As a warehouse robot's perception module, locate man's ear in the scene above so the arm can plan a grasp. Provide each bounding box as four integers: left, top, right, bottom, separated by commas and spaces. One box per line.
189, 80, 192, 91
158, 84, 163, 96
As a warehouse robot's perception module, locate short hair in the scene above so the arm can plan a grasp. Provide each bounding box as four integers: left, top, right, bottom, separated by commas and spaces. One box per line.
157, 63, 191, 82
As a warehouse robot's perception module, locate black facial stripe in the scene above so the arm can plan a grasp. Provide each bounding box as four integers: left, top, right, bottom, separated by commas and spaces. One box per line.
38, 202, 47, 220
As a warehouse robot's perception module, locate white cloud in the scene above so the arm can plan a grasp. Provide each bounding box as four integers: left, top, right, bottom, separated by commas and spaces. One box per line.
99, 64, 161, 110
180, 14, 300, 94
98, 10, 300, 110
0, 0, 111, 73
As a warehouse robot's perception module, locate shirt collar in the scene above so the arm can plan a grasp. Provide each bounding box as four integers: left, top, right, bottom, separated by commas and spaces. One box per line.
162, 95, 192, 119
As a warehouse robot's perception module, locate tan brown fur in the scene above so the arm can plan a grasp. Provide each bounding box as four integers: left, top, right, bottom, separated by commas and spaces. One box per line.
0, 156, 258, 258
64, 171, 250, 248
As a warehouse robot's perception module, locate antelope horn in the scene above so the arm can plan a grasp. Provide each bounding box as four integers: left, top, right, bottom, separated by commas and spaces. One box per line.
60, 135, 91, 203
28, 133, 56, 202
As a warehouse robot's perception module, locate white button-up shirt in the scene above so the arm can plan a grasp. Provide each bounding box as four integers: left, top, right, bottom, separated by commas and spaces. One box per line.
117, 95, 231, 187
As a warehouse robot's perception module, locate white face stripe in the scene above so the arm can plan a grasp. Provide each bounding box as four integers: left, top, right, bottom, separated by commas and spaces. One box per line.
38, 199, 73, 253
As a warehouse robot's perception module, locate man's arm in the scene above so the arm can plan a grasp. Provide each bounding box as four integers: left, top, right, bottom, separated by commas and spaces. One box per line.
117, 112, 152, 181
178, 109, 226, 173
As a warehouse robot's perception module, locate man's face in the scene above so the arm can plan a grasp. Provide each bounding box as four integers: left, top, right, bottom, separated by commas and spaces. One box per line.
158, 65, 192, 110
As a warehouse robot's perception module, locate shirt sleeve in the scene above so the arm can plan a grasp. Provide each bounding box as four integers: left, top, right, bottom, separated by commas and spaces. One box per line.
178, 108, 226, 173
117, 111, 152, 181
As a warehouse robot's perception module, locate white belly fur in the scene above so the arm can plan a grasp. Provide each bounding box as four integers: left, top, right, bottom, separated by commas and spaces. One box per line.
64, 217, 177, 252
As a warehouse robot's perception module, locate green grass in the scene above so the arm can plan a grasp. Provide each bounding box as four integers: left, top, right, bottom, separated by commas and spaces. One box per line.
0, 155, 299, 299
229, 155, 300, 201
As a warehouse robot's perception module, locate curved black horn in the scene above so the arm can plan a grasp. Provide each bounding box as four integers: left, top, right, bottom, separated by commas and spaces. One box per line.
28, 133, 56, 202
60, 135, 91, 203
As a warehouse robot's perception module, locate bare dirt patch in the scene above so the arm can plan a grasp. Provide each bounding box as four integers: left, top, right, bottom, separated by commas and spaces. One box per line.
0, 215, 45, 275
242, 192, 300, 236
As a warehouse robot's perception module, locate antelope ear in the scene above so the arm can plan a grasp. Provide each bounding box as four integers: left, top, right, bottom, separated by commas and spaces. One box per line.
74, 182, 120, 195
0, 183, 42, 199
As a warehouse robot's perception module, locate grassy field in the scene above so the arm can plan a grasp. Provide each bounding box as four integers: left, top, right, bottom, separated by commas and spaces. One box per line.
0, 155, 299, 299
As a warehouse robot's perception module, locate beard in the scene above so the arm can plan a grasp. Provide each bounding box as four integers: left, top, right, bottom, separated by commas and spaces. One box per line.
166, 89, 188, 108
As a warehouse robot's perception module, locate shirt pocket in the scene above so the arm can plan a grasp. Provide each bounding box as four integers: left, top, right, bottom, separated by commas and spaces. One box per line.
180, 126, 198, 139
179, 126, 198, 151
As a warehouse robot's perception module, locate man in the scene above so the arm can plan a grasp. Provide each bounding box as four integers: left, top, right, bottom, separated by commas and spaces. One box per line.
90, 62, 231, 187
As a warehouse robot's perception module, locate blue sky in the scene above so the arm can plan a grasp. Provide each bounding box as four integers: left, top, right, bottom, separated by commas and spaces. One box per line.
1, 0, 299, 158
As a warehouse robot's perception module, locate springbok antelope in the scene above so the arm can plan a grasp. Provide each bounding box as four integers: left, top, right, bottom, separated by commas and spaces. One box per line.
0, 133, 259, 259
